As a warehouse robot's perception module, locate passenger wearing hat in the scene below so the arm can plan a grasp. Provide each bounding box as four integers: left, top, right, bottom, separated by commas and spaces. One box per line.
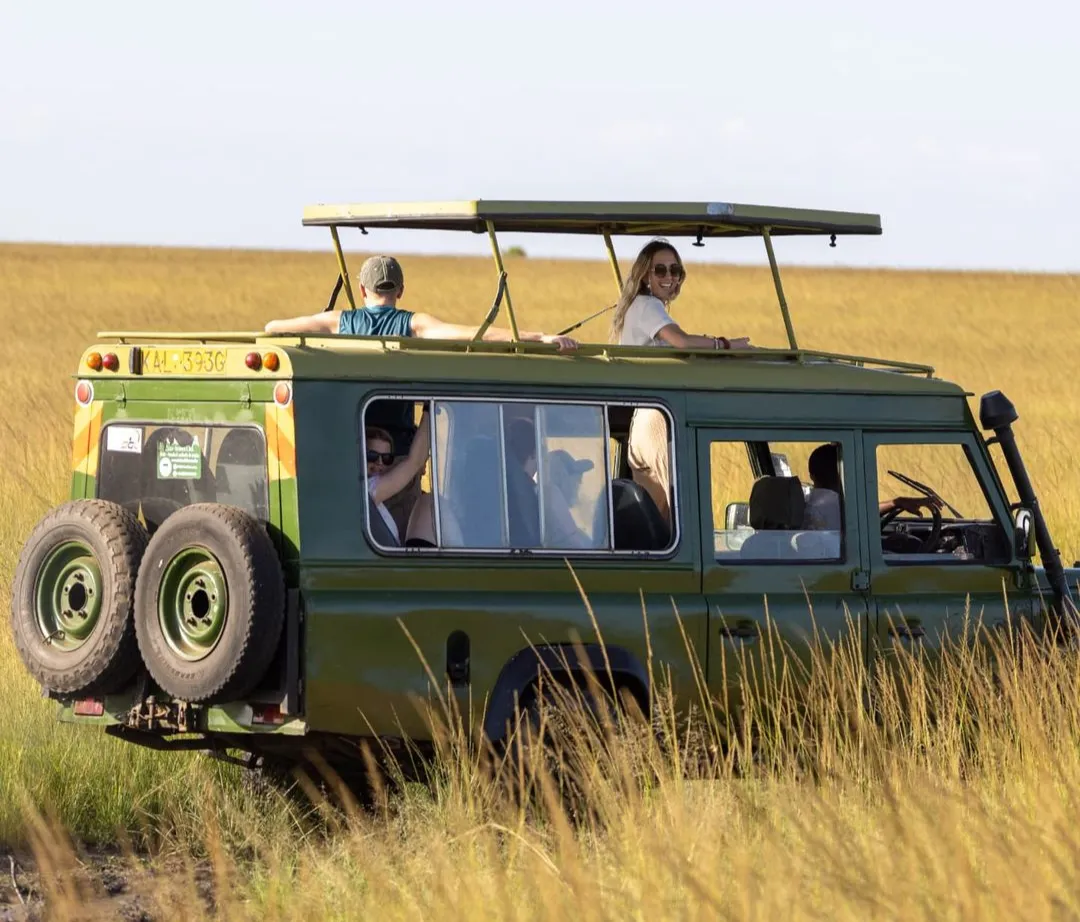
264, 254, 578, 351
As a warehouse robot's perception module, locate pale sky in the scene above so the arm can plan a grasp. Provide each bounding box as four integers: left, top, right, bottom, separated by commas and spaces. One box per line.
3, 0, 1077, 271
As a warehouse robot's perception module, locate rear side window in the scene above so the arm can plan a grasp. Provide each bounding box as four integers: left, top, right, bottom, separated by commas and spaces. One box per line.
97, 423, 268, 531
361, 397, 676, 555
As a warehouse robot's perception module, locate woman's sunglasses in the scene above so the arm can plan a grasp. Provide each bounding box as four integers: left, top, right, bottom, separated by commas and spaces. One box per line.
652, 262, 684, 279
366, 449, 394, 466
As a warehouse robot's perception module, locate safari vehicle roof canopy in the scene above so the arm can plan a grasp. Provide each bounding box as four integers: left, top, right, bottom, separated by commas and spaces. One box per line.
301, 199, 881, 238
303, 198, 881, 353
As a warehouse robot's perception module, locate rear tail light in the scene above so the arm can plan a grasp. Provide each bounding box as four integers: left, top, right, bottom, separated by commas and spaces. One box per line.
251, 703, 285, 725
273, 382, 292, 406
86, 352, 103, 371
73, 698, 105, 717
262, 352, 280, 372
75, 380, 94, 406
101, 353, 119, 372
245, 352, 262, 370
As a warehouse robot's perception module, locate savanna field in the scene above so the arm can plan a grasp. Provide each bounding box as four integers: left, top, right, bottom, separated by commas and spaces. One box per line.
2, 242, 1080, 920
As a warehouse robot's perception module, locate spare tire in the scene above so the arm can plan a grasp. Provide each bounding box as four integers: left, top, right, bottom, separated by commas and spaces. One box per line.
11, 500, 147, 695
134, 503, 284, 703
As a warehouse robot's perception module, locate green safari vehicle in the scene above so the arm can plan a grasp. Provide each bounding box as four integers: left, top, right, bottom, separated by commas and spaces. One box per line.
11, 199, 1074, 793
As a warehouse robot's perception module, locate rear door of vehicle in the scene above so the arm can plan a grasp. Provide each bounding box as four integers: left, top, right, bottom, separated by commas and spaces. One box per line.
697, 427, 871, 724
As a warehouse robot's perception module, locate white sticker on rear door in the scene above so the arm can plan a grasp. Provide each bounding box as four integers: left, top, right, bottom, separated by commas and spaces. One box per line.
106, 426, 143, 454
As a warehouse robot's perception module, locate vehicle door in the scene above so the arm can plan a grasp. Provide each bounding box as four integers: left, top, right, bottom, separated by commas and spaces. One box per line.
698, 428, 871, 725
862, 431, 1034, 670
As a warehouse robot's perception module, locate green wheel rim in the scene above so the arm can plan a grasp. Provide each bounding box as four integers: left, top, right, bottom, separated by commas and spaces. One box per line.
158, 547, 229, 662
34, 541, 104, 651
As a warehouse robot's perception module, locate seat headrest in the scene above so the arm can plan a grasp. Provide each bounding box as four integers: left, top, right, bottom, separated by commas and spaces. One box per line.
748, 476, 805, 530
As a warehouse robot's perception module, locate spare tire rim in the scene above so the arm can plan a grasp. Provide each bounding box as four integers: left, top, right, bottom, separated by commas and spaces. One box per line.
158, 547, 229, 662
35, 541, 104, 651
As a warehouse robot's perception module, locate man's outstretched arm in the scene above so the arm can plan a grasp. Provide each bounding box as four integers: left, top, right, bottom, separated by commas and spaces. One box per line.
264, 311, 340, 334
410, 313, 577, 351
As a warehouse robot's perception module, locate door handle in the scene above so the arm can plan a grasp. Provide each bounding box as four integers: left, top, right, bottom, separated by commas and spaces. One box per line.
889, 622, 926, 640
718, 622, 758, 641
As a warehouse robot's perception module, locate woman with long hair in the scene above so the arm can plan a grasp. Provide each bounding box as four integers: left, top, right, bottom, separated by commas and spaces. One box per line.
612, 239, 751, 528
610, 238, 750, 349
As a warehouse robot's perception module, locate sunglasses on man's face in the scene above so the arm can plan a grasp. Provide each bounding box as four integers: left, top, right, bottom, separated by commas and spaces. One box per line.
366, 449, 394, 466
652, 263, 684, 279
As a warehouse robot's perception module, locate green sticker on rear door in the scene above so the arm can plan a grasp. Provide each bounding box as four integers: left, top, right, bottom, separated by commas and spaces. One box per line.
157, 437, 202, 480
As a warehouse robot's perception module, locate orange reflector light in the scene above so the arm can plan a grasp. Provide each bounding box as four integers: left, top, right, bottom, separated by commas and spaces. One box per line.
73, 698, 105, 717
273, 382, 292, 407
75, 380, 94, 406
102, 353, 119, 372
245, 352, 262, 370
251, 703, 285, 725
262, 351, 280, 372
86, 352, 103, 371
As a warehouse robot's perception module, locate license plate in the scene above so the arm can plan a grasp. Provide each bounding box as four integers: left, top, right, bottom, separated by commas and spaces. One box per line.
144, 348, 228, 375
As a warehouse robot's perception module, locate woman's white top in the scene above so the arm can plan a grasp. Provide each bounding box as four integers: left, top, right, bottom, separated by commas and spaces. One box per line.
618, 295, 677, 347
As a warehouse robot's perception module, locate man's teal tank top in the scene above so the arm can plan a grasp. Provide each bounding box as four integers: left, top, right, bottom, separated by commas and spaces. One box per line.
338, 306, 414, 337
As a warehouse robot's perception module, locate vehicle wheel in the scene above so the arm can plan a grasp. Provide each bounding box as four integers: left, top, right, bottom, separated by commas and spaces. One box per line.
11, 500, 147, 695
134, 503, 284, 703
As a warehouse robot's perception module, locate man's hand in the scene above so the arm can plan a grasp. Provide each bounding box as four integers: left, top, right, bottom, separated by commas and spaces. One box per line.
541, 334, 579, 352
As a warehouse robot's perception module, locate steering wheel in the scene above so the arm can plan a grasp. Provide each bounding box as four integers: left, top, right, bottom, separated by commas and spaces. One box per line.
880, 503, 943, 554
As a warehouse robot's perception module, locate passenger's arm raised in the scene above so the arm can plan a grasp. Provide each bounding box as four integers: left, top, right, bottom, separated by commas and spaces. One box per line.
409, 313, 578, 352
370, 411, 432, 506
264, 312, 341, 335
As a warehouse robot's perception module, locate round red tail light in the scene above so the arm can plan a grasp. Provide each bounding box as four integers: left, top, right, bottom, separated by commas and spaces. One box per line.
262, 352, 280, 372
75, 380, 94, 406
273, 382, 292, 407
245, 352, 262, 370
86, 352, 103, 371
102, 353, 119, 372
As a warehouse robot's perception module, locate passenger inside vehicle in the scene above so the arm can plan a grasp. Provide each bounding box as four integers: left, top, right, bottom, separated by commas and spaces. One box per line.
364, 415, 432, 548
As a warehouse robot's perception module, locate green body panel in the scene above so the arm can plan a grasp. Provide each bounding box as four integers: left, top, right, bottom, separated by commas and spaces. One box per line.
55, 339, 1042, 754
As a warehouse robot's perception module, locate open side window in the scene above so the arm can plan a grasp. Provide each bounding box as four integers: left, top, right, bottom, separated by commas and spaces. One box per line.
359, 397, 677, 556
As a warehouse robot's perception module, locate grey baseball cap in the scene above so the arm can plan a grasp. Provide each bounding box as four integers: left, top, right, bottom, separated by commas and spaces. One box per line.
358, 255, 404, 293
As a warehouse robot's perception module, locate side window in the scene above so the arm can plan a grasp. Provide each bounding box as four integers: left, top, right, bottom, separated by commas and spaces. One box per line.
875, 441, 1010, 563
361, 398, 674, 554
709, 438, 844, 562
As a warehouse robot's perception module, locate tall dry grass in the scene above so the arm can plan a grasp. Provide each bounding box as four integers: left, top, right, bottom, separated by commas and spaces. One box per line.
2, 242, 1080, 917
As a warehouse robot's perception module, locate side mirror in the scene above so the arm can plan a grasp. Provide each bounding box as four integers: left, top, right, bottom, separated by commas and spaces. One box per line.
1013, 506, 1033, 559
726, 502, 750, 531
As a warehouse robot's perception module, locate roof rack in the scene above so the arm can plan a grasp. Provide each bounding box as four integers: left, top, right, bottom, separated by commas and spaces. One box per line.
303, 198, 882, 355
94, 331, 934, 378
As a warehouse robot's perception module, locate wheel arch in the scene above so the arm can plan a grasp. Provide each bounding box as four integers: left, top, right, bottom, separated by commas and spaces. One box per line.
482, 642, 650, 744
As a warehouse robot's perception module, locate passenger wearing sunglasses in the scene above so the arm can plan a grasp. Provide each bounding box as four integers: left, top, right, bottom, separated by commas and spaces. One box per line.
365, 415, 431, 546
609, 239, 752, 527
609, 239, 751, 350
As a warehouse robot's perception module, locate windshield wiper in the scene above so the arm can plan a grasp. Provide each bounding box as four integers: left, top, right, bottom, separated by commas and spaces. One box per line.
888, 469, 963, 518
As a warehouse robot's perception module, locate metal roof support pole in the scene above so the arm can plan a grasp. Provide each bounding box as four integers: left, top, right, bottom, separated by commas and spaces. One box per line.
485, 220, 521, 342
329, 227, 358, 310
762, 226, 798, 351
603, 231, 623, 291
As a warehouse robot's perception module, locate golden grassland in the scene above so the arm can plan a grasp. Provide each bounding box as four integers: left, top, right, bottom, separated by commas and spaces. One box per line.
1, 242, 1080, 919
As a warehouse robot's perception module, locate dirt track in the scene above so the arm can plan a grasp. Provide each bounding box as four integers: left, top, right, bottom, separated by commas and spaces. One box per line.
1, 850, 216, 921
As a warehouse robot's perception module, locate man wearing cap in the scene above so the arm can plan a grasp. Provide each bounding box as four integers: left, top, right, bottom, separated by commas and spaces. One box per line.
264, 254, 578, 351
